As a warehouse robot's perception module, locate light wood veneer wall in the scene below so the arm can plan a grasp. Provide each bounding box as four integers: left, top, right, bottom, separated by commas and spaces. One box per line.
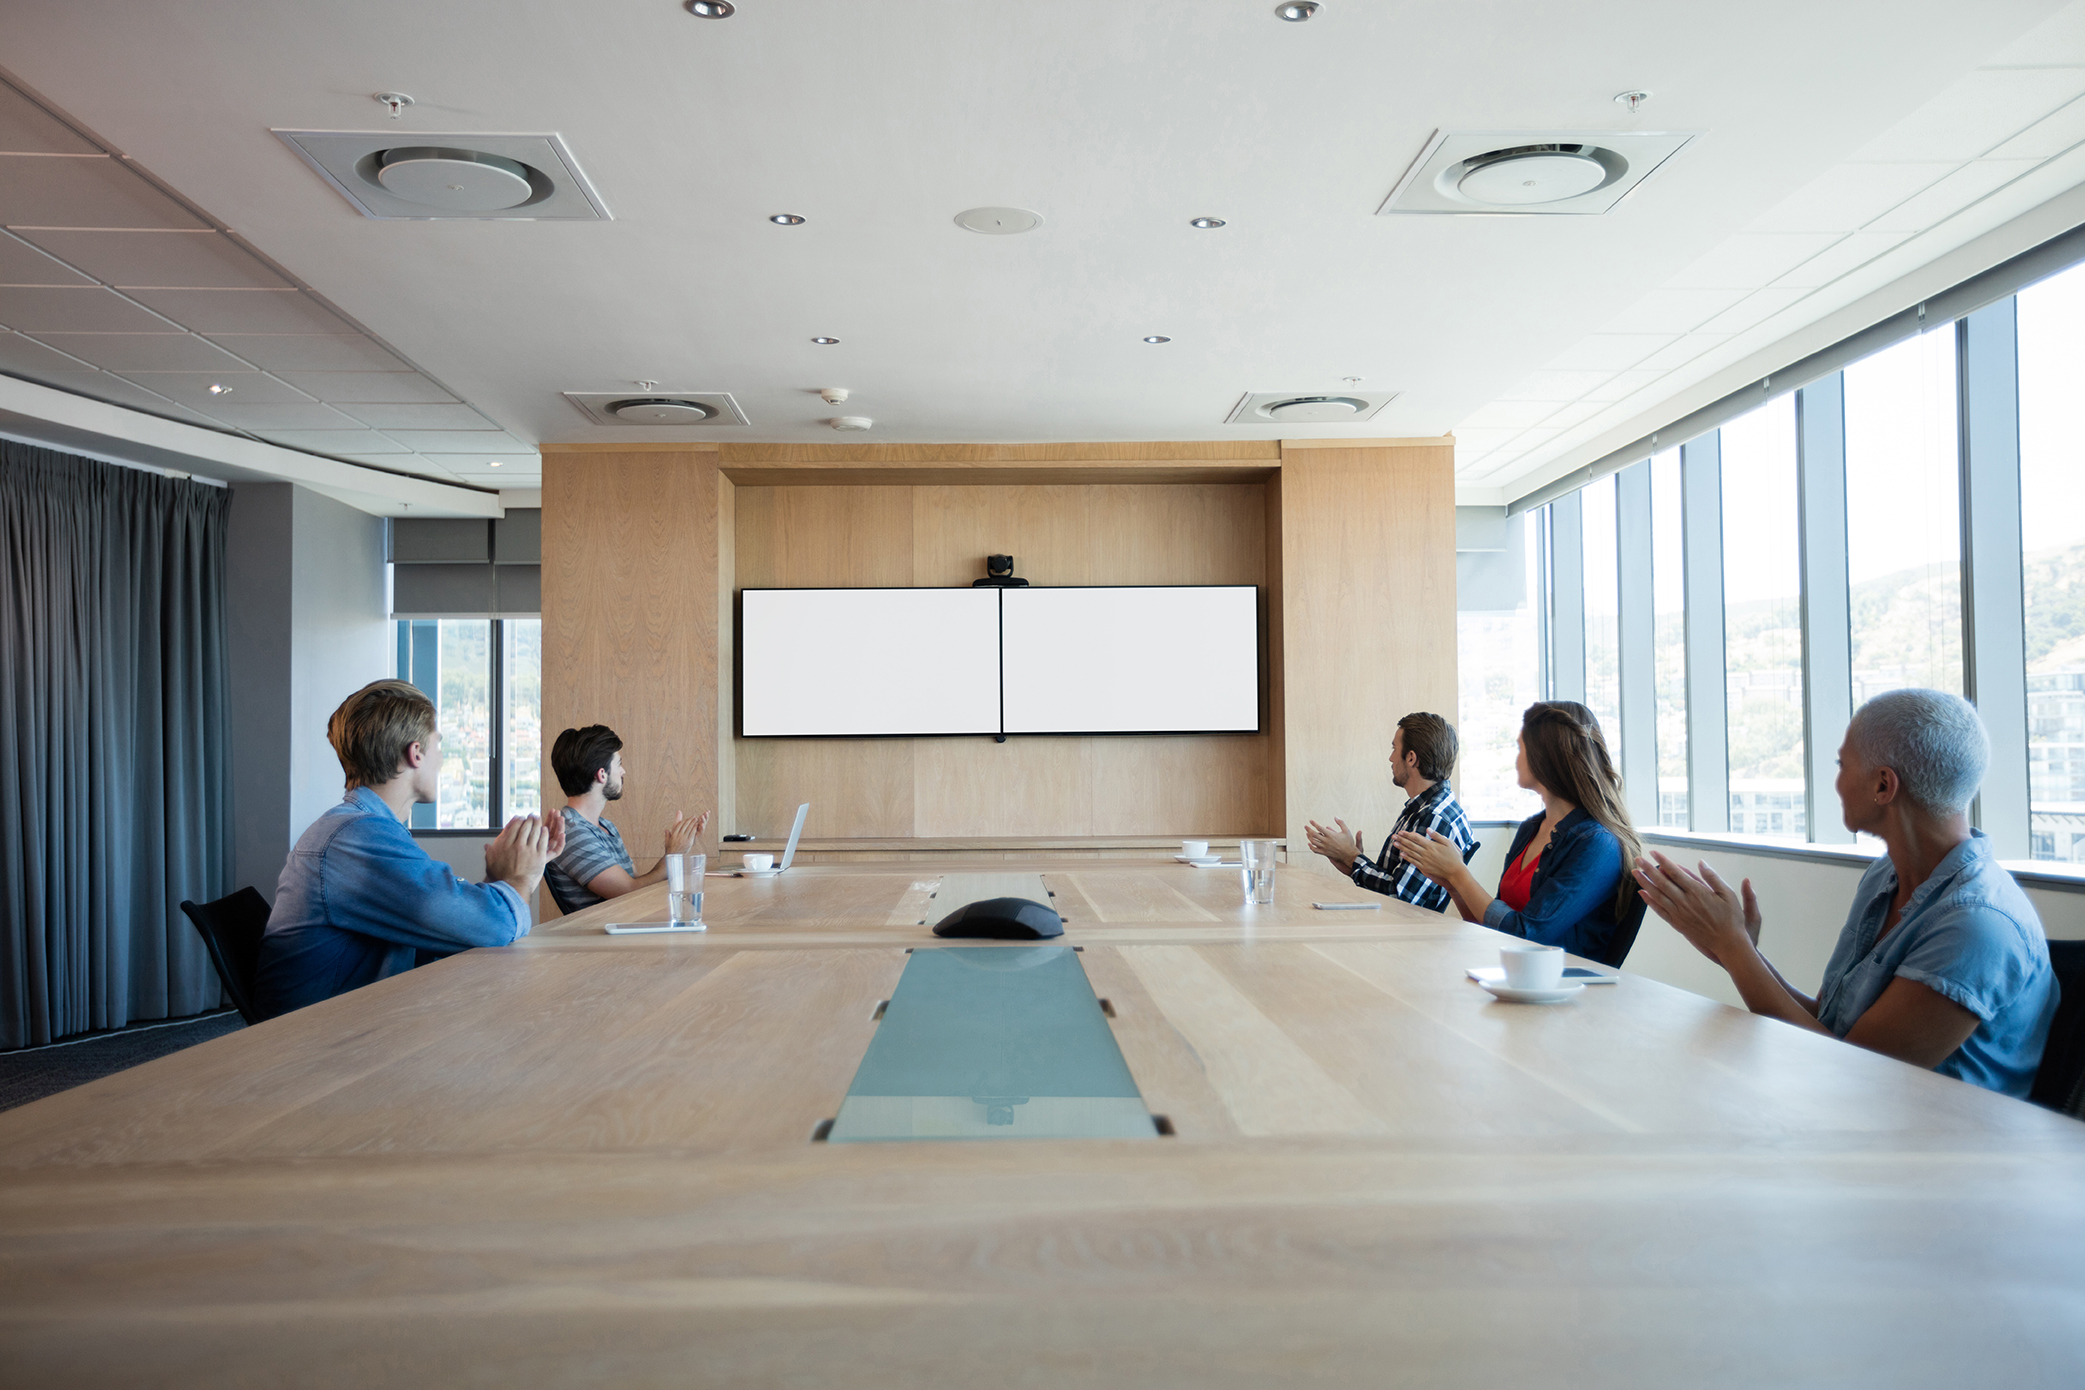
541, 440, 1454, 856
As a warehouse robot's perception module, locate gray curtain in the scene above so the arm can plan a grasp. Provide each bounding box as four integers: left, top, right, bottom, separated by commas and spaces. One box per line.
0, 442, 231, 1048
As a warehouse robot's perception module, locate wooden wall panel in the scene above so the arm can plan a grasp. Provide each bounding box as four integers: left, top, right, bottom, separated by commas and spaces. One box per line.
734, 481, 1272, 838
542, 449, 721, 898
1277, 443, 1457, 879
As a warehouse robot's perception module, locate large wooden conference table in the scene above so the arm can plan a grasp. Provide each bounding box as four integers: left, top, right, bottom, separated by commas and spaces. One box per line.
2, 859, 2082, 1387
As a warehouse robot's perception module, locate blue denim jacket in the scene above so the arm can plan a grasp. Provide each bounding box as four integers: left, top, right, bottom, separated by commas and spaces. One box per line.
1482, 808, 1626, 961
1816, 831, 2057, 1098
255, 787, 530, 1019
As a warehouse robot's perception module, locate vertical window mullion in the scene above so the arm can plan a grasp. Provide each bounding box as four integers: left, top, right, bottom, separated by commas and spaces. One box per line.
490, 618, 505, 830
1681, 433, 1730, 832
1797, 373, 1855, 844
1960, 301, 2030, 855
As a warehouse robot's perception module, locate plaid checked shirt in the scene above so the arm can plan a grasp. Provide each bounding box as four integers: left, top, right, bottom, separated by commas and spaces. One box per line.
1351, 779, 1478, 913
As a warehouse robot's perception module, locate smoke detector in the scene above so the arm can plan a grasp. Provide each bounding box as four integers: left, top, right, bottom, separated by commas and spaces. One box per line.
562, 391, 749, 426
829, 416, 874, 431
955, 207, 1043, 234
819, 387, 850, 404
1225, 391, 1397, 424
274, 130, 612, 220
1379, 129, 1695, 216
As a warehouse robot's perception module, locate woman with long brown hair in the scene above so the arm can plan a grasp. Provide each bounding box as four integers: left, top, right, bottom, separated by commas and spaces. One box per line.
1392, 701, 1644, 963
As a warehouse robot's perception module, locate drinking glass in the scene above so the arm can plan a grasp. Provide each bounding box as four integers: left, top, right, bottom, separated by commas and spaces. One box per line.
665, 852, 706, 928
1240, 839, 1277, 905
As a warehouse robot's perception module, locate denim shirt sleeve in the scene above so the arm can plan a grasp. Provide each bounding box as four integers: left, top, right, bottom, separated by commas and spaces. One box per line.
1891, 899, 2042, 1023
320, 812, 530, 953
1481, 823, 1622, 947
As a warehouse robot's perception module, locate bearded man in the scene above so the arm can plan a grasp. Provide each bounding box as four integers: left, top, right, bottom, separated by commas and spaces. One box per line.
543, 724, 710, 912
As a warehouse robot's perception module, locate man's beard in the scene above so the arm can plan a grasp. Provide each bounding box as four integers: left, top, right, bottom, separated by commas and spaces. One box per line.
604, 777, 624, 801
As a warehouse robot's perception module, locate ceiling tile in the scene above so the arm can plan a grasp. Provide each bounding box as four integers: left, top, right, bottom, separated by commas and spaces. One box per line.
121, 288, 349, 334
0, 329, 94, 373
1988, 95, 2085, 159
1697, 286, 1813, 335
1581, 369, 1665, 403
113, 370, 313, 406
1985, 7, 2085, 64
1746, 163, 1956, 234
274, 370, 454, 403
419, 452, 541, 470
1850, 68, 2085, 163
0, 286, 174, 332
340, 402, 494, 430
1865, 160, 2040, 232
27, 369, 222, 423
29, 331, 252, 371
0, 230, 94, 285
1543, 335, 1676, 371
378, 429, 530, 452
205, 334, 406, 372
1599, 288, 1747, 335
1457, 400, 1559, 430
1771, 230, 1914, 288
14, 229, 289, 288
196, 401, 366, 430
1499, 369, 1616, 401
334, 453, 458, 478
1538, 400, 1611, 432
1634, 334, 1731, 370
1664, 234, 1843, 288
0, 85, 96, 155
255, 429, 411, 454
0, 154, 205, 229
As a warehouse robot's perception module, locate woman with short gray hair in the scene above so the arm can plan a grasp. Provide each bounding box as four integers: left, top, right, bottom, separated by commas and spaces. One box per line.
1632, 689, 2058, 1098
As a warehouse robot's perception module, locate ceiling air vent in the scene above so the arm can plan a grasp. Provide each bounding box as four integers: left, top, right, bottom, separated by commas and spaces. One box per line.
1225, 391, 1397, 425
274, 130, 611, 220
1378, 130, 1696, 216
563, 392, 749, 427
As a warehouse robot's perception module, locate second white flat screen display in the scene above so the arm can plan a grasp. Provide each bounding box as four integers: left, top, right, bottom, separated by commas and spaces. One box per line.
740, 588, 1002, 736
1001, 586, 1259, 733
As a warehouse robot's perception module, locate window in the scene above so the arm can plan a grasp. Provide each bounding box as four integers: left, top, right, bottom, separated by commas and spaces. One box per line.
1843, 330, 1963, 702
2019, 260, 2085, 861
1719, 396, 1805, 840
1581, 473, 1622, 759
395, 618, 543, 831
1650, 449, 1686, 828
1455, 509, 1546, 820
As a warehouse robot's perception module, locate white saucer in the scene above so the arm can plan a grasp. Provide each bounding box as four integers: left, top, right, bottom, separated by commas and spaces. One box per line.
1478, 980, 1586, 1005
734, 867, 782, 878
1175, 855, 1221, 866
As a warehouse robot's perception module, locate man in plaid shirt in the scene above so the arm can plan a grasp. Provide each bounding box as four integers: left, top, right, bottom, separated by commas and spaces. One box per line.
1304, 711, 1477, 912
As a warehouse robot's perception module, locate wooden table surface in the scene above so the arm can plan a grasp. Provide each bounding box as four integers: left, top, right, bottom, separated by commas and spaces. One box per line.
4, 861, 2082, 1387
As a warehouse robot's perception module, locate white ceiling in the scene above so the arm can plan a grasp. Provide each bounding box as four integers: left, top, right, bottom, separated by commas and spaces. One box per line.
2, 0, 2084, 500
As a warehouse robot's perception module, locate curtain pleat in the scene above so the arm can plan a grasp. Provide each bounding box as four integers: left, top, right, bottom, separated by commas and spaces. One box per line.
0, 442, 231, 1048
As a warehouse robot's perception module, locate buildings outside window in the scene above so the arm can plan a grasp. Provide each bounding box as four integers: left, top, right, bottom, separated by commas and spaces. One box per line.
1650, 450, 1686, 828
1718, 396, 1805, 840
1581, 473, 1623, 761
2019, 260, 2085, 861
395, 618, 542, 831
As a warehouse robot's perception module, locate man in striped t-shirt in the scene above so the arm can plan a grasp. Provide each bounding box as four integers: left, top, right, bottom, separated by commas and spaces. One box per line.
544, 725, 711, 914
1304, 711, 1477, 913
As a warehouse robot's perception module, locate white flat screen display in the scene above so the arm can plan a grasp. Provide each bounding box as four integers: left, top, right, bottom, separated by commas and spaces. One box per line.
1000, 586, 1259, 734
740, 588, 1002, 736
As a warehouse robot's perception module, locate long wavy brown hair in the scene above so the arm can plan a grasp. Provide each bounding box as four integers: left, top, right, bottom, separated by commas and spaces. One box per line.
1520, 701, 1642, 917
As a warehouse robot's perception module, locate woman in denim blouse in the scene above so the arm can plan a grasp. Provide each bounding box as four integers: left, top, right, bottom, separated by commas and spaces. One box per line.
1393, 702, 1643, 962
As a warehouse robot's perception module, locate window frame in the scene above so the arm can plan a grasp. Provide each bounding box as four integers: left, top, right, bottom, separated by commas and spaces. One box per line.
397, 616, 526, 838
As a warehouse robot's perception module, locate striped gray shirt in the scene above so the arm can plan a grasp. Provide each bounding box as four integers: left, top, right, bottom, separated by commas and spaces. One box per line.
546, 808, 635, 912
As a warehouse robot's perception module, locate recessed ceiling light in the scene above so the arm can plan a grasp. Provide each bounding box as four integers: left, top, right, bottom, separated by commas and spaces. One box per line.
1144, 336, 1171, 344
769, 213, 804, 225
686, 0, 734, 15
811, 336, 840, 345
206, 382, 231, 395
488, 460, 504, 467
1275, 1, 1319, 20
1189, 217, 1226, 229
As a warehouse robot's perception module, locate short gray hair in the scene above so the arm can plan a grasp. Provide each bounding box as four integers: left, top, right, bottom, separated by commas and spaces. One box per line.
1846, 688, 1989, 816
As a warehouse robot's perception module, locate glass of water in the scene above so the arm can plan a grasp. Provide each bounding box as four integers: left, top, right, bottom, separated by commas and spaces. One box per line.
1240, 839, 1277, 905
664, 853, 706, 928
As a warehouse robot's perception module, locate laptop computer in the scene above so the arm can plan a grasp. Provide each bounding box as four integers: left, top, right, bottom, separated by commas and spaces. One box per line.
716, 802, 809, 877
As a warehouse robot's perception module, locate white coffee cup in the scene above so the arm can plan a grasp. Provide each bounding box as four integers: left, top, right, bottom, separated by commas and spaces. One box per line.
1182, 840, 1210, 859
1500, 943, 1564, 990
742, 852, 775, 871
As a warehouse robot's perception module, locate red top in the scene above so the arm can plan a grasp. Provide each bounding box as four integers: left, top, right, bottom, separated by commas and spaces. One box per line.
1498, 847, 1542, 912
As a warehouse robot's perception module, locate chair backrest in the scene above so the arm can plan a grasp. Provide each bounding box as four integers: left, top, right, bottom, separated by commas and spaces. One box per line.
2029, 939, 2085, 1119
178, 887, 273, 1027
544, 872, 587, 917
1596, 892, 1650, 970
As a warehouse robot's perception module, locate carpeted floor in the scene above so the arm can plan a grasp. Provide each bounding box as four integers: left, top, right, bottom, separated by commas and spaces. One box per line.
0, 1010, 246, 1112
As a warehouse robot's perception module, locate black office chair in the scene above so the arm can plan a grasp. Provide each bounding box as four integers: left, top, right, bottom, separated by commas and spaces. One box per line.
1594, 893, 1650, 970
179, 887, 272, 1027
544, 872, 586, 917
2029, 939, 2085, 1120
